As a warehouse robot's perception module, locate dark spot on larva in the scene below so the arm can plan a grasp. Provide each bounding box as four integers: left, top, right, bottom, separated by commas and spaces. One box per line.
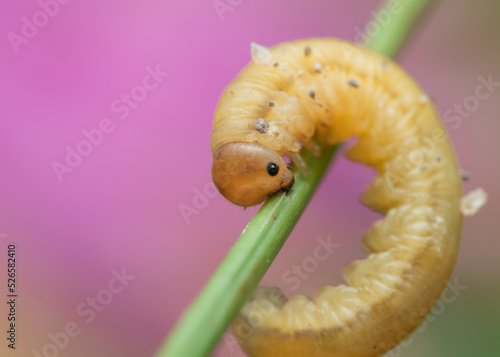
273, 61, 279, 67
430, 97, 437, 104
309, 90, 315, 99
348, 79, 360, 88
304, 46, 311, 56
230, 90, 234, 95
436, 156, 442, 162
325, 108, 330, 113
255, 118, 269, 133
269, 100, 275, 107
316, 103, 323, 107
460, 169, 470, 181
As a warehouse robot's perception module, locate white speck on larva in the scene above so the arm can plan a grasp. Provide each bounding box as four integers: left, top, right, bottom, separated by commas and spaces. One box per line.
313, 62, 322, 73
255, 118, 269, 133
295, 70, 304, 77
460, 188, 488, 216
250, 42, 273, 65
387, 107, 395, 116
428, 213, 445, 225
419, 94, 428, 103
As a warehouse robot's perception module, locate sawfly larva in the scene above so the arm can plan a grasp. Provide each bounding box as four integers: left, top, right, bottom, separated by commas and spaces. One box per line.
210, 38, 463, 357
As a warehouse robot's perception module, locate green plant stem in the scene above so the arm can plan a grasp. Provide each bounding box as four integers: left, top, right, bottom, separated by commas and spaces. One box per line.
157, 145, 338, 357
155, 0, 435, 356
368, 0, 436, 58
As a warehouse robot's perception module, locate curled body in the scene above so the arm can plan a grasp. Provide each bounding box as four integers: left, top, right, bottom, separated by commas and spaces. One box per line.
210, 38, 463, 356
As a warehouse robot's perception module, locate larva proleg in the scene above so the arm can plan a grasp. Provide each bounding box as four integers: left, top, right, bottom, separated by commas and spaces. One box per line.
210, 38, 463, 357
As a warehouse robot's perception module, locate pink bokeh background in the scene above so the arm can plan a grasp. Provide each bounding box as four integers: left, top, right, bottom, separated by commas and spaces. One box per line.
1, 1, 498, 356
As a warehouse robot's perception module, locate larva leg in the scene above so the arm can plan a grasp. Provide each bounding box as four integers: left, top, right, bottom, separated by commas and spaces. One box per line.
290, 137, 323, 174
289, 152, 309, 174
303, 139, 323, 157
211, 38, 463, 357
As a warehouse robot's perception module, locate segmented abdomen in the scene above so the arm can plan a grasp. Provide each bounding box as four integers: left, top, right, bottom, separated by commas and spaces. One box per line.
211, 38, 462, 357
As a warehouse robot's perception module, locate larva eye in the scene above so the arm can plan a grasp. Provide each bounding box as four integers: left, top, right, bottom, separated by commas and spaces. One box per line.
211, 142, 294, 207
266, 162, 279, 176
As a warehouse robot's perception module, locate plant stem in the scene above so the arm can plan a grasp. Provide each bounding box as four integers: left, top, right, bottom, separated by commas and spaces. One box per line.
155, 0, 435, 356
157, 145, 338, 357
368, 0, 437, 58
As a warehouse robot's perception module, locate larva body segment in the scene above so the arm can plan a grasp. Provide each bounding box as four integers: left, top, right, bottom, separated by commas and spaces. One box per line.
210, 38, 462, 356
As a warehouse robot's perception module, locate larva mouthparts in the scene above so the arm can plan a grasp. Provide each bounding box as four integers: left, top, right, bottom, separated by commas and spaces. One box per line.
210, 38, 463, 356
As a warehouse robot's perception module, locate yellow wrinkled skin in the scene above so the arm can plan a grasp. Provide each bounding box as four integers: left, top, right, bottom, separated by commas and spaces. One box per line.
210, 38, 463, 357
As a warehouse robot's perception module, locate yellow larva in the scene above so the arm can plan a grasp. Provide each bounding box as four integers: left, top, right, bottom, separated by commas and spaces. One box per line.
210, 38, 462, 356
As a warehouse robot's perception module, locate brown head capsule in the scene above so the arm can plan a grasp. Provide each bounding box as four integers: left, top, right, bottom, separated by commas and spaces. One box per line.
211, 142, 294, 207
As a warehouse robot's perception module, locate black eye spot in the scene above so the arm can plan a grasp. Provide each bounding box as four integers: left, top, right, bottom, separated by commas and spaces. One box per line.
267, 162, 279, 176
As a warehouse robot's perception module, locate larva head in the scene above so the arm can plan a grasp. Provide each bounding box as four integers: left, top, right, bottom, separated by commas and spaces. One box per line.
212, 142, 294, 207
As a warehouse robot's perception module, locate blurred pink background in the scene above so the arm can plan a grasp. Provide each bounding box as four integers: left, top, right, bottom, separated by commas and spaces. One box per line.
0, 1, 498, 356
